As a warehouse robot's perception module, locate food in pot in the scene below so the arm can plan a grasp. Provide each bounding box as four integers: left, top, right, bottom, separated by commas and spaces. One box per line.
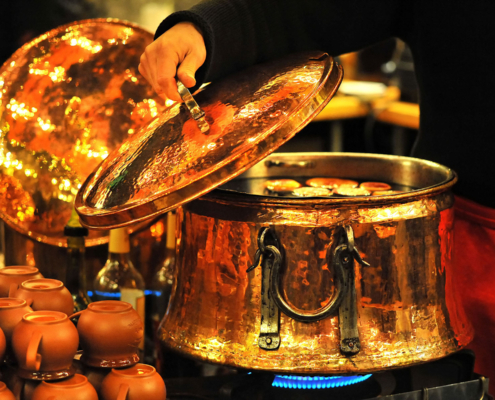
292, 187, 333, 197
334, 187, 371, 196
306, 177, 358, 189
263, 179, 302, 192
360, 181, 392, 191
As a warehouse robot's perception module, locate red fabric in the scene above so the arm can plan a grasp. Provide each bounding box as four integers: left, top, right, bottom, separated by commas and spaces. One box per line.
454, 196, 495, 392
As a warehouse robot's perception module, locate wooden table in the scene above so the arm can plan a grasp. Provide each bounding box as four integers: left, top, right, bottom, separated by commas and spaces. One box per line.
311, 81, 401, 151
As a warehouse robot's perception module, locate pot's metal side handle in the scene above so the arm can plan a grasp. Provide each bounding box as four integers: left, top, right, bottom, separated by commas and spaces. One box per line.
246, 227, 281, 350
271, 242, 348, 323
339, 226, 369, 356
339, 246, 360, 355
258, 246, 281, 350
247, 226, 369, 352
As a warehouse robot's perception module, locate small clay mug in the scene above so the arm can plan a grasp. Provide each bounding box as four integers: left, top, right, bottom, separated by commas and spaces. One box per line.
0, 382, 15, 400
0, 327, 5, 364
0, 298, 33, 345
100, 364, 166, 400
12, 311, 79, 380
0, 363, 39, 400
31, 374, 98, 400
11, 279, 74, 316
0, 266, 43, 297
72, 301, 143, 368
81, 365, 111, 394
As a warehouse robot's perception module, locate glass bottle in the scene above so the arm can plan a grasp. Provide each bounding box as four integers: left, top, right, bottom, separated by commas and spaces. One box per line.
151, 212, 176, 319
64, 208, 91, 313
149, 212, 176, 370
93, 227, 146, 355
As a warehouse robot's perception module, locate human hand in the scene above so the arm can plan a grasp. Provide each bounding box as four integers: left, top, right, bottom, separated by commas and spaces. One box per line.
139, 22, 206, 102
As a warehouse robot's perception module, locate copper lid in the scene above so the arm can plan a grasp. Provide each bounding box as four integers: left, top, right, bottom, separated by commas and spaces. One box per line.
0, 19, 166, 246
76, 51, 343, 229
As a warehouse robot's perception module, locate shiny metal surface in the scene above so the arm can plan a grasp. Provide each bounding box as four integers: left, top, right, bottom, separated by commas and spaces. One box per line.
176, 81, 209, 133
159, 153, 473, 373
75, 51, 343, 229
0, 19, 167, 246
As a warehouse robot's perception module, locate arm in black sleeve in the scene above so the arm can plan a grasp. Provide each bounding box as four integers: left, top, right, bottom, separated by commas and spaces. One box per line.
155, 0, 409, 87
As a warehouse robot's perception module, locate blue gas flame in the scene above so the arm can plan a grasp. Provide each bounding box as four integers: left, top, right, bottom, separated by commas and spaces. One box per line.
272, 374, 372, 389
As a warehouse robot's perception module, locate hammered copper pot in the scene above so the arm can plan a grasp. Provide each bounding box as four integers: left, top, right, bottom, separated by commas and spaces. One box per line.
159, 152, 473, 374
73, 51, 472, 374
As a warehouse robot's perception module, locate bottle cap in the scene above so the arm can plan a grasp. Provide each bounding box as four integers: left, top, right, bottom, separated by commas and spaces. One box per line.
166, 212, 176, 250
109, 227, 130, 253
64, 208, 89, 237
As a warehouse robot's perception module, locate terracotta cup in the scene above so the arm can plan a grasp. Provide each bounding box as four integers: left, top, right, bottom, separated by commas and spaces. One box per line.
72, 301, 143, 368
0, 362, 40, 400
81, 365, 111, 395
0, 266, 43, 297
31, 374, 98, 400
10, 279, 74, 316
0, 326, 5, 364
12, 311, 79, 380
100, 364, 166, 400
0, 298, 33, 346
0, 382, 15, 400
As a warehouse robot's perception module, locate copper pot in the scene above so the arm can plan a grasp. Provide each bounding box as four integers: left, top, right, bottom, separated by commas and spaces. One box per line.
159, 152, 473, 374
71, 51, 471, 373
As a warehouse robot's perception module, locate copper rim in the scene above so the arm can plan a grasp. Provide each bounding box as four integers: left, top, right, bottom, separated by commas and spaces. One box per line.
209, 152, 458, 207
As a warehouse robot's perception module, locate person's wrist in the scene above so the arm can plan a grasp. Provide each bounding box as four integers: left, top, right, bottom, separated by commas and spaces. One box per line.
176, 21, 204, 39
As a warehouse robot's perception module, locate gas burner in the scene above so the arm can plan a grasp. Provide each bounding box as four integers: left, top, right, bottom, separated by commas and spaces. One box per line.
272, 374, 372, 389
164, 351, 491, 400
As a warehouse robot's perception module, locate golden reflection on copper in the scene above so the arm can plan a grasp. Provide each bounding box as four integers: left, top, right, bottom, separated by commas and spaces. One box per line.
292, 187, 332, 197
0, 19, 166, 246
159, 153, 472, 373
334, 187, 371, 196
264, 179, 302, 192
360, 181, 392, 192
75, 52, 343, 229
306, 177, 359, 189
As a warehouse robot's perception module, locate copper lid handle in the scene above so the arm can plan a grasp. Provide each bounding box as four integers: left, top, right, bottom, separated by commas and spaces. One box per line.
177, 80, 209, 133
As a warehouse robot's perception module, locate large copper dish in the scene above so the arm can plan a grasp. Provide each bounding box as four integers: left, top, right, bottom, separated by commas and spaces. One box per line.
161, 152, 473, 373
0, 19, 166, 246
75, 51, 343, 229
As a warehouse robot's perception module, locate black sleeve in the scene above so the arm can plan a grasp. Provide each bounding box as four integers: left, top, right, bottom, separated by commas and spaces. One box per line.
155, 0, 409, 87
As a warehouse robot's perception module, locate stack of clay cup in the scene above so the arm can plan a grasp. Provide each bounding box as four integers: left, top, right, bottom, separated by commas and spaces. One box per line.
0, 266, 166, 400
